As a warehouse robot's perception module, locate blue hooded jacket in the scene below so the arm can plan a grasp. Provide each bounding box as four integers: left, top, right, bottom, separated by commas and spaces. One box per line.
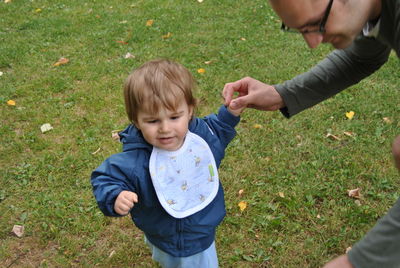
91, 105, 240, 257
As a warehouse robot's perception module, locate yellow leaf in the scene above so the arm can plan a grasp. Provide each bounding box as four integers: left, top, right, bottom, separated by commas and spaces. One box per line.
253, 124, 262, 129
278, 192, 285, 198
238, 201, 247, 212
35, 8, 42, 13
240, 37, 246, 41
162, 32, 172, 39
146, 19, 154, 27
53, 57, 69, 66
197, 68, 205, 74
7, 100, 16, 106
345, 111, 355, 120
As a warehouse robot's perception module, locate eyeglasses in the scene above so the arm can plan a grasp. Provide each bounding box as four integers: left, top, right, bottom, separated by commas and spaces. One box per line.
281, 0, 334, 34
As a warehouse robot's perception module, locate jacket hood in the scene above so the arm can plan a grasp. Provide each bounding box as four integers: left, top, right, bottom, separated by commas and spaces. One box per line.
118, 125, 152, 152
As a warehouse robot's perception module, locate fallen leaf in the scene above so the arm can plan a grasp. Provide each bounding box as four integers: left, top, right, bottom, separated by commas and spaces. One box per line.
278, 192, 285, 198
124, 52, 135, 59
316, 214, 321, 219
119, 20, 127, 24
326, 133, 341, 141
238, 189, 244, 197
383, 117, 392, 124
204, 60, 212, 65
108, 250, 116, 258
343, 131, 354, 137
348, 188, 361, 199
53, 57, 69, 67
116, 40, 128, 45
146, 19, 154, 26
35, 8, 42, 13
162, 32, 172, 39
197, 0, 204, 2
7, 100, 16, 106
12, 225, 24, 237
40, 123, 53, 133
197, 68, 205, 74
240, 37, 246, 41
5, 0, 12, 3
253, 124, 262, 129
0, 71, 3, 76
345, 111, 355, 120
354, 200, 361, 206
238, 201, 247, 212
91, 147, 101, 155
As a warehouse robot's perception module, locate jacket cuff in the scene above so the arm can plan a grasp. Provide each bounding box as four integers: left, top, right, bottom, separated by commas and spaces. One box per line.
218, 105, 240, 128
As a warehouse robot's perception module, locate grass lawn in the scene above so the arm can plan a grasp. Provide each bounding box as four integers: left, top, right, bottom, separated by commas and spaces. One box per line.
1, 0, 399, 267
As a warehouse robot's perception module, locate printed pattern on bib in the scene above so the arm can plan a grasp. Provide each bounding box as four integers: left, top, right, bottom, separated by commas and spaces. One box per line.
149, 131, 219, 218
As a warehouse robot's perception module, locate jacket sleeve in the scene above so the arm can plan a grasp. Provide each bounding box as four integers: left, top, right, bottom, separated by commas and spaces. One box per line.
347, 197, 400, 268
202, 105, 241, 150
91, 154, 137, 217
275, 36, 391, 118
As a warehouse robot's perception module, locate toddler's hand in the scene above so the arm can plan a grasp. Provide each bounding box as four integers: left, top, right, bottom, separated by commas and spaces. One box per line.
114, 191, 138, 215
227, 105, 245, 116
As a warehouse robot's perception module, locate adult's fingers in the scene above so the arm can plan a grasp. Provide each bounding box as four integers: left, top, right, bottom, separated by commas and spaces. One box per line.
229, 95, 249, 110
222, 78, 249, 105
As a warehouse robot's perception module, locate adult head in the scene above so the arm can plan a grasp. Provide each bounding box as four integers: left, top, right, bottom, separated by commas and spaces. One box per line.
269, 0, 382, 48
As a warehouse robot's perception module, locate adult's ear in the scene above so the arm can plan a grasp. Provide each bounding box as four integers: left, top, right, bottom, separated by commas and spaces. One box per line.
392, 135, 400, 170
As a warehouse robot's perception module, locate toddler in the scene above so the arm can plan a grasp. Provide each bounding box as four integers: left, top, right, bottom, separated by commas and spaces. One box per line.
91, 59, 243, 267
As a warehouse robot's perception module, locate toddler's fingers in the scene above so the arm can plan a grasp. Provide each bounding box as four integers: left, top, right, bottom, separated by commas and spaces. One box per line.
126, 191, 138, 203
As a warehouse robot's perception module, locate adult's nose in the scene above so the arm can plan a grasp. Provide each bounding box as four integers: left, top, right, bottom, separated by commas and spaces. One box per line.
302, 32, 324, 48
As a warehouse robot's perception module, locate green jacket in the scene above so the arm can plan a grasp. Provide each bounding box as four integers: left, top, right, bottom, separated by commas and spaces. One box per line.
275, 0, 400, 267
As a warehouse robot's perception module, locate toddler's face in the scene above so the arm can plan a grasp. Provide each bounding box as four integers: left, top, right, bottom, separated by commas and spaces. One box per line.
136, 101, 193, 151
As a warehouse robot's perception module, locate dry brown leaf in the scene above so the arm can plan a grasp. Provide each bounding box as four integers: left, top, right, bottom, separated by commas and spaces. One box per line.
238, 189, 244, 197
40, 123, 53, 133
383, 117, 392, 124
12, 225, 24, 237
124, 52, 135, 59
91, 147, 101, 155
53, 57, 69, 67
326, 133, 341, 141
162, 32, 172, 39
348, 188, 361, 199
343, 131, 354, 137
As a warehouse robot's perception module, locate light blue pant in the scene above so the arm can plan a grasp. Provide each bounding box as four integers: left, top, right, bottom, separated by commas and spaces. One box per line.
145, 237, 218, 268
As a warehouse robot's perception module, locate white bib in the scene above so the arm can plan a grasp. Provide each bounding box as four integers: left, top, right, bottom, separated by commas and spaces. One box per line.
149, 131, 219, 218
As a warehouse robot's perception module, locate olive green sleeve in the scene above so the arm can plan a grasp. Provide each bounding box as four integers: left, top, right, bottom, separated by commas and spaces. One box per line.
275, 36, 390, 118
347, 198, 400, 268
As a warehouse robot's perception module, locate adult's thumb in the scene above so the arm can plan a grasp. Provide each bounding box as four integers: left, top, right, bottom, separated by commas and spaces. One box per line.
230, 96, 247, 110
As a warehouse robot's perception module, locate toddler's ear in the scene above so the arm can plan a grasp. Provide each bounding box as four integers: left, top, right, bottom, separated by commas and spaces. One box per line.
392, 135, 400, 170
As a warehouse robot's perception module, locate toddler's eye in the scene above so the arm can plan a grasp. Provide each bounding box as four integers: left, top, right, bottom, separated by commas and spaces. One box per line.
171, 116, 180, 120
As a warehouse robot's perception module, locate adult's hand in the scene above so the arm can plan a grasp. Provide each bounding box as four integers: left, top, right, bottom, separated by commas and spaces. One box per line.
323, 255, 354, 268
222, 77, 285, 111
